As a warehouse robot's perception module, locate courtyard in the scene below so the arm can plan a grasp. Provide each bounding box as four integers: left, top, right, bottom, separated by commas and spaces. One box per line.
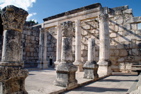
25, 68, 138, 94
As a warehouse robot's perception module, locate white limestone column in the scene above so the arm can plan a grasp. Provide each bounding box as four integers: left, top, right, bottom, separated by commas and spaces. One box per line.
83, 38, 98, 79
97, 8, 112, 76
88, 38, 95, 62
73, 20, 83, 72
37, 28, 44, 69
54, 22, 62, 66
43, 30, 48, 69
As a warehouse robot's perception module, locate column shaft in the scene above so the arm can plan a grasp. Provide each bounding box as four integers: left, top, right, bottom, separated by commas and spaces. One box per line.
54, 23, 62, 65
37, 28, 44, 69
43, 30, 48, 68
73, 20, 82, 72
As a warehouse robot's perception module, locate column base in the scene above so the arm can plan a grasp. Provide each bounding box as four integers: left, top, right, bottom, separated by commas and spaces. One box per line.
0, 67, 28, 94
42, 61, 48, 69
54, 62, 78, 89
73, 61, 83, 72
97, 60, 112, 77
54, 60, 61, 68
83, 61, 99, 79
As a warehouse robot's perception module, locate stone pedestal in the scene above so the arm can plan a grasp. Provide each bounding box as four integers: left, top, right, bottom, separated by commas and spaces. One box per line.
97, 8, 112, 76
54, 21, 77, 89
54, 62, 77, 89
0, 67, 28, 94
0, 5, 28, 94
83, 38, 98, 79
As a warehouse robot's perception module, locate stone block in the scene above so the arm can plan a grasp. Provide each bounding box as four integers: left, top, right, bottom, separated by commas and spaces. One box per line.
118, 57, 124, 62
119, 49, 128, 56
132, 49, 139, 55
110, 33, 117, 38
123, 9, 132, 14
119, 63, 125, 71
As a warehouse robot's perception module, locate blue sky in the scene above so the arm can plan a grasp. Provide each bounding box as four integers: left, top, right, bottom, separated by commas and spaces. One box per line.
0, 0, 141, 24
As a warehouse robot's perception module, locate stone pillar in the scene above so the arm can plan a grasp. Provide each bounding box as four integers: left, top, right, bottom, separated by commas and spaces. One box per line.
42, 30, 48, 69
54, 22, 62, 66
73, 20, 83, 72
37, 28, 44, 69
83, 38, 98, 79
0, 5, 28, 94
54, 21, 77, 89
97, 8, 112, 76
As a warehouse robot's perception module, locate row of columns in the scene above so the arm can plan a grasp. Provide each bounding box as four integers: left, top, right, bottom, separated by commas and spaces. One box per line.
54, 7, 112, 88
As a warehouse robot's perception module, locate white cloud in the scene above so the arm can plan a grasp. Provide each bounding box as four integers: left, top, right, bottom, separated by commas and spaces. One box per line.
27, 13, 37, 21
0, 0, 36, 11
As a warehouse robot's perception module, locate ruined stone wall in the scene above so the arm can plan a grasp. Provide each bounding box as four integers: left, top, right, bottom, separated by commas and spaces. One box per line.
80, 6, 141, 72
109, 6, 141, 72
22, 22, 41, 68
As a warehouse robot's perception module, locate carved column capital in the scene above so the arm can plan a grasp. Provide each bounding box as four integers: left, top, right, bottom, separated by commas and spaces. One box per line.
1, 5, 28, 32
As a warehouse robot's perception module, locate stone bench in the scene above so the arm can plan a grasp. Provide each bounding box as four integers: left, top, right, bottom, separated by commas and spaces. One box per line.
131, 65, 141, 75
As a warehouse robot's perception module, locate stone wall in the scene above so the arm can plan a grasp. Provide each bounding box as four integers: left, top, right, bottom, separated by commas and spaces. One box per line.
22, 22, 41, 68
80, 5, 141, 72
46, 27, 57, 67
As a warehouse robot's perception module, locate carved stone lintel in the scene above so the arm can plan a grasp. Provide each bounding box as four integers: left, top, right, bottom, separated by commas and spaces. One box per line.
0, 67, 28, 94
1, 5, 28, 32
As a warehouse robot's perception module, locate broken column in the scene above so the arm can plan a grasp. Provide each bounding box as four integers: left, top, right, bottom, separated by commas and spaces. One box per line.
73, 20, 83, 72
0, 5, 28, 94
83, 38, 98, 79
97, 7, 112, 76
54, 21, 77, 89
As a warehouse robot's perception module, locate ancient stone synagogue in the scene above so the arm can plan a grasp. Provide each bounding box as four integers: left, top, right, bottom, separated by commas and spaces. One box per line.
0, 3, 141, 73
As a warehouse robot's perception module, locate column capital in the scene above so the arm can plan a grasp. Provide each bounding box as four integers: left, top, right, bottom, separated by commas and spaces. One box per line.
1, 5, 28, 32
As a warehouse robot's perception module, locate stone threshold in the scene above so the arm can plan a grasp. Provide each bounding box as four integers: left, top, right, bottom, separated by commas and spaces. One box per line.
49, 74, 111, 94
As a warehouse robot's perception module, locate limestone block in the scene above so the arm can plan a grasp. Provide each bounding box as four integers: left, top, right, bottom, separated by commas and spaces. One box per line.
119, 63, 126, 71
115, 25, 119, 32
117, 44, 124, 49
82, 25, 91, 30
110, 50, 115, 56
81, 30, 88, 36
123, 9, 132, 14
125, 63, 132, 71
132, 49, 139, 55
119, 49, 128, 56
135, 56, 141, 61
114, 50, 119, 56
118, 57, 124, 62
110, 33, 117, 38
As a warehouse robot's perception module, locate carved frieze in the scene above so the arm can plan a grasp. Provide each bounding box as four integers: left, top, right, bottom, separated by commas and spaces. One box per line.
1, 5, 28, 32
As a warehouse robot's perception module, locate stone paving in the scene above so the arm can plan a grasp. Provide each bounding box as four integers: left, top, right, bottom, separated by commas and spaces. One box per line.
25, 68, 137, 94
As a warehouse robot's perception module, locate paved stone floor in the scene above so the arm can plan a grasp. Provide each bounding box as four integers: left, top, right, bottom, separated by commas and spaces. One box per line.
25, 68, 137, 94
